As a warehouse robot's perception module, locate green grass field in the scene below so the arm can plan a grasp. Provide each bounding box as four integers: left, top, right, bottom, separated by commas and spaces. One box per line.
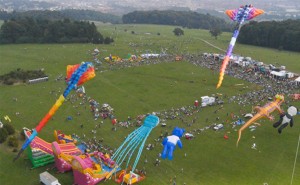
1, 24, 300, 185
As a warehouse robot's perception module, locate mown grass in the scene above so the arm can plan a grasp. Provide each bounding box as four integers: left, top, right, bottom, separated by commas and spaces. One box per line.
0, 24, 300, 185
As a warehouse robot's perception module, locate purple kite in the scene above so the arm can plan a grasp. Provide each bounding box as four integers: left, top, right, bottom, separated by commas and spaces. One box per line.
216, 5, 264, 89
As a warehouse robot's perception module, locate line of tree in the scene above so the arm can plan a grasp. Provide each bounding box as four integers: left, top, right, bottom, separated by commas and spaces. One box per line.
0, 9, 122, 24
61, 9, 122, 24
0, 17, 114, 44
238, 19, 300, 52
122, 10, 233, 31
0, 68, 47, 85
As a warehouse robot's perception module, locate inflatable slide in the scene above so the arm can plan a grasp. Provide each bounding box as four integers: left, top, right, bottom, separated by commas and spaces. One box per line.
24, 129, 81, 168
52, 141, 117, 184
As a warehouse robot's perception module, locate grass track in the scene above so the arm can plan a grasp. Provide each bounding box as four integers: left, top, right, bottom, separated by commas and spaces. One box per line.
0, 24, 300, 185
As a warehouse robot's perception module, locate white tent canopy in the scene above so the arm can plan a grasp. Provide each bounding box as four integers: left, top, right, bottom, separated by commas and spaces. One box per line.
294, 76, 300, 86
270, 70, 286, 77
244, 113, 254, 118
295, 76, 300, 82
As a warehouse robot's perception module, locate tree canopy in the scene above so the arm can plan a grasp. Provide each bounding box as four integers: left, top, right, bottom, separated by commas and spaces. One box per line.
122, 10, 233, 31
209, 27, 222, 39
173, 28, 184, 36
0, 68, 47, 85
238, 19, 300, 52
0, 17, 113, 44
0, 9, 122, 24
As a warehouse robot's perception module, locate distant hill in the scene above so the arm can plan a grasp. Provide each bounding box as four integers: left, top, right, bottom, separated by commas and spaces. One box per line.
122, 10, 233, 31
0, 9, 122, 24
0, 0, 299, 20
61, 9, 122, 24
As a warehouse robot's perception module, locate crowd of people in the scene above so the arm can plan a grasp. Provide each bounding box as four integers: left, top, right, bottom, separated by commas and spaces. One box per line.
55, 52, 298, 184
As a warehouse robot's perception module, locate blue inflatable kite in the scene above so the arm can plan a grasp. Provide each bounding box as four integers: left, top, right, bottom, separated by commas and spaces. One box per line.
161, 127, 185, 160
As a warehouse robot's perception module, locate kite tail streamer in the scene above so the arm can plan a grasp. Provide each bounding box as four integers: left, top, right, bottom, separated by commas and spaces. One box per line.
106, 115, 159, 180
236, 95, 284, 146
216, 56, 230, 89
216, 5, 264, 88
236, 113, 263, 146
14, 62, 95, 162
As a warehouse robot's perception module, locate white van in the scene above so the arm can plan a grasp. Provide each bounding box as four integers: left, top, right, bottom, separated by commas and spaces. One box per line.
40, 172, 61, 185
201, 96, 215, 107
213, 124, 224, 131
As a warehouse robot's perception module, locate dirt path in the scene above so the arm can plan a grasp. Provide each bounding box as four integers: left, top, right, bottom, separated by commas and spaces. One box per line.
199, 39, 226, 53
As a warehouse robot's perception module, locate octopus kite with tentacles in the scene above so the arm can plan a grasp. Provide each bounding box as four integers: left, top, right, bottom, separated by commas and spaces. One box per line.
105, 114, 159, 180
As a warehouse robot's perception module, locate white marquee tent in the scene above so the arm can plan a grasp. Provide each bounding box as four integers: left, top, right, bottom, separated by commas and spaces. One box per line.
294, 76, 300, 85
270, 70, 286, 78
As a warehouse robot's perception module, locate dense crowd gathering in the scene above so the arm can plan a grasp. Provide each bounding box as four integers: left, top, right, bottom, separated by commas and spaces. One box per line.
45, 52, 299, 184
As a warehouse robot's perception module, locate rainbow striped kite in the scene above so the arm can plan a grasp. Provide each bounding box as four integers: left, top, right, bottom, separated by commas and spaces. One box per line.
14, 62, 95, 161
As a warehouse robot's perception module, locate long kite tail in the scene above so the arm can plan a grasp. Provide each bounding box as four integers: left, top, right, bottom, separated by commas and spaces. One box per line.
236, 113, 264, 146
14, 62, 95, 162
216, 56, 230, 89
